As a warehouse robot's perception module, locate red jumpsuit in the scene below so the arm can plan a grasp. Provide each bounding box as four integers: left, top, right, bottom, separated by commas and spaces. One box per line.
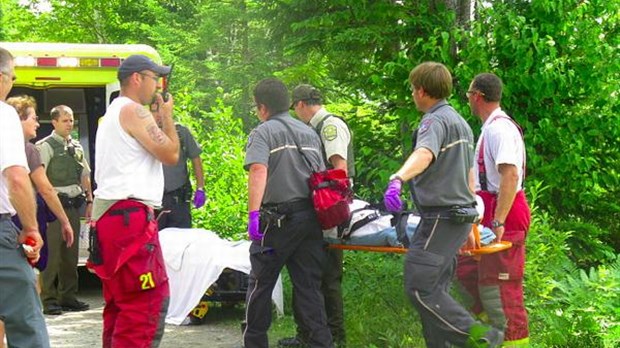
457, 113, 530, 346
91, 199, 169, 348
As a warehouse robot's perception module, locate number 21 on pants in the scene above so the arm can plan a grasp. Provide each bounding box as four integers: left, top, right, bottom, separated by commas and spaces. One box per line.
140, 272, 155, 290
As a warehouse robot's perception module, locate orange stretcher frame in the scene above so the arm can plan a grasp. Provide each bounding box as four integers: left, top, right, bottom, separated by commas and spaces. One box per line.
328, 224, 511, 256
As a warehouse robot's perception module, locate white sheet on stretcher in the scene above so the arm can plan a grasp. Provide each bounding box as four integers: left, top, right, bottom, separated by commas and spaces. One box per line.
159, 228, 284, 325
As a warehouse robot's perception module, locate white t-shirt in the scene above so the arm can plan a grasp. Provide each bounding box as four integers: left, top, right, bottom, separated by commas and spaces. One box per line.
0, 101, 29, 215
474, 108, 525, 193
94, 96, 164, 206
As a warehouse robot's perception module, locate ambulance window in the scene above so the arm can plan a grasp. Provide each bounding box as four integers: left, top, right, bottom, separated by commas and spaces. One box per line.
45, 89, 86, 116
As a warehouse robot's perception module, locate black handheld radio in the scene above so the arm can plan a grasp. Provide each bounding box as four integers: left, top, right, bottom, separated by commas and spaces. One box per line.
161, 64, 174, 102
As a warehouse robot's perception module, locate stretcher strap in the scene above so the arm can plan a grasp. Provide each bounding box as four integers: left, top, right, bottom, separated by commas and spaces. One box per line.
328, 244, 407, 254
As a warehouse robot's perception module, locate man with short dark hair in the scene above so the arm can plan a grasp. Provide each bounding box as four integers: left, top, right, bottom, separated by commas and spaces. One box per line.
91, 54, 179, 348
457, 72, 531, 347
383, 62, 504, 347
159, 123, 206, 230
0, 45, 50, 348
280, 84, 354, 347
36, 104, 92, 315
243, 78, 332, 348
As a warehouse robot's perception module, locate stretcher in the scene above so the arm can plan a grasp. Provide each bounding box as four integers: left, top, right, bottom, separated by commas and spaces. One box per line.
329, 224, 511, 256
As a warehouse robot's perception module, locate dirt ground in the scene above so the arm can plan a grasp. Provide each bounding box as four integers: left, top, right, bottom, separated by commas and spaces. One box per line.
45, 271, 246, 348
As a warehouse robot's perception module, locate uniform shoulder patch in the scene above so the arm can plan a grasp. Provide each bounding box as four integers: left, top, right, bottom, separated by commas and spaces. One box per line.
418, 119, 433, 134
322, 124, 338, 141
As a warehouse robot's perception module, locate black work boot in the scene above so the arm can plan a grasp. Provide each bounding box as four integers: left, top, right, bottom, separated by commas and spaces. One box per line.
277, 336, 307, 348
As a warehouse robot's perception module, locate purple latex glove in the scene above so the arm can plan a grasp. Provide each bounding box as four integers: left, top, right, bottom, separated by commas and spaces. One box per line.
248, 210, 263, 241
384, 179, 403, 212
193, 188, 206, 208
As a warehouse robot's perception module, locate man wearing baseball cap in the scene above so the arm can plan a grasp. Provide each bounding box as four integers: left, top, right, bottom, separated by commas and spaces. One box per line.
90, 54, 179, 347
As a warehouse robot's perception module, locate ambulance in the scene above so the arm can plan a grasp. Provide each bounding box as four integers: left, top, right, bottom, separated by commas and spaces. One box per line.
1, 42, 164, 264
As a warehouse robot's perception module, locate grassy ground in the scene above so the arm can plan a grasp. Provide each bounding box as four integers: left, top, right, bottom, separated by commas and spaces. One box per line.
269, 252, 425, 348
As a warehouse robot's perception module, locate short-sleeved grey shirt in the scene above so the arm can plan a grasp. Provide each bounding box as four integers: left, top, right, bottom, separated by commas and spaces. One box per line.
163, 124, 202, 192
411, 100, 475, 207
244, 112, 325, 205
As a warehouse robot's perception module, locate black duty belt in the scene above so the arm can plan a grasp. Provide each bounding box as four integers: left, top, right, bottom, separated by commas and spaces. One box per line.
418, 203, 475, 214
263, 199, 313, 215
0, 213, 12, 220
418, 205, 479, 224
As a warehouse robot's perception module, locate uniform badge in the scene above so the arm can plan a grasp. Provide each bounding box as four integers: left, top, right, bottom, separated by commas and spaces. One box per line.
418, 119, 433, 135
322, 124, 338, 141
246, 129, 257, 149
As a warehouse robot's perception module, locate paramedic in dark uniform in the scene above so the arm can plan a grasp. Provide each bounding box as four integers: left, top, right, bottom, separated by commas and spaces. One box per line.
0, 45, 50, 348
243, 78, 333, 348
90, 54, 178, 348
382, 62, 504, 347
457, 73, 531, 347
281, 84, 354, 347
159, 123, 206, 230
36, 104, 92, 315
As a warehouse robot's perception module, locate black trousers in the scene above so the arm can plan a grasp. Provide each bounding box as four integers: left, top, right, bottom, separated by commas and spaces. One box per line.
243, 208, 333, 348
404, 213, 477, 347
158, 191, 192, 230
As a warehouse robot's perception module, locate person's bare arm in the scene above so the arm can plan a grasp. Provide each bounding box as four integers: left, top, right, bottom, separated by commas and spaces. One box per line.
393, 147, 434, 181
191, 156, 205, 189
120, 94, 179, 165
493, 163, 519, 241
4, 166, 43, 256
29, 167, 74, 247
328, 154, 348, 174
248, 164, 267, 212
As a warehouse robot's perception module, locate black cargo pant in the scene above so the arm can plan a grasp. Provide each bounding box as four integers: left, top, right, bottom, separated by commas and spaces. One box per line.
293, 247, 344, 344
243, 206, 333, 348
404, 210, 479, 347
158, 188, 192, 230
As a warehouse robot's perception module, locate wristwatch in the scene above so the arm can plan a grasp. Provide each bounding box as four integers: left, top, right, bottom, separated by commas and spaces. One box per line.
389, 174, 404, 183
491, 219, 504, 229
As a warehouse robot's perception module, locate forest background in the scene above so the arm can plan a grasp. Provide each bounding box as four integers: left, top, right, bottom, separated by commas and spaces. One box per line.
1, 0, 618, 347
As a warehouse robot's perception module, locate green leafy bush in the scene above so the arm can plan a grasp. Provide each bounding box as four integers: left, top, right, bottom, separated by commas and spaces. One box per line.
174, 88, 248, 240
525, 182, 620, 347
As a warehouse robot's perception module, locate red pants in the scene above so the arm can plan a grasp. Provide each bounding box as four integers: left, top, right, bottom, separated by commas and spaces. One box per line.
456, 191, 530, 342
94, 200, 169, 348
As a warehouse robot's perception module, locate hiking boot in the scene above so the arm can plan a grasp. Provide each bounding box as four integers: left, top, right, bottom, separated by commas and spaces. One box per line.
277, 336, 307, 348
60, 300, 90, 312
43, 304, 63, 315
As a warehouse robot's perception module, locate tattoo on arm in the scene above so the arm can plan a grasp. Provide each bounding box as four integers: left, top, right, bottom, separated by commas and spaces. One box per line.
136, 105, 152, 119
146, 124, 166, 145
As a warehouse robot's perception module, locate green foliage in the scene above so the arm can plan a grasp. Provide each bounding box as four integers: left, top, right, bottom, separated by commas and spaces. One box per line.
453, 0, 620, 244
174, 88, 248, 240
525, 185, 620, 347
274, 252, 424, 348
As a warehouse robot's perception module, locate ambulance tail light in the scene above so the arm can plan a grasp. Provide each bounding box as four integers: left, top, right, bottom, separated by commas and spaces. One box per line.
14, 56, 122, 68
100, 58, 121, 67
79, 58, 99, 67
37, 57, 57, 67
58, 57, 80, 67
15, 56, 36, 67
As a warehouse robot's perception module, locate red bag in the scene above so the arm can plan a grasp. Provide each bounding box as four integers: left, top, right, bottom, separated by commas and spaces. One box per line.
308, 168, 353, 229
